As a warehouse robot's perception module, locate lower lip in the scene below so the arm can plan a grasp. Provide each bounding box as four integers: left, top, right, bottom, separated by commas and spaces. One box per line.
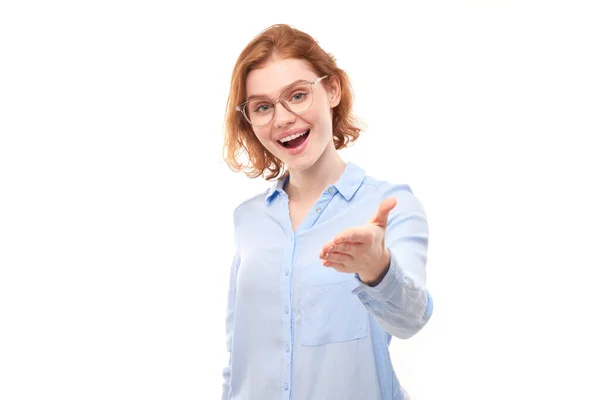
280, 131, 310, 156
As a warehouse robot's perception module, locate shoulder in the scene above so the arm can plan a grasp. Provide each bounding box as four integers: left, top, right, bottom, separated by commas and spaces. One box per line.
362, 171, 425, 215
232, 187, 270, 223
362, 171, 414, 198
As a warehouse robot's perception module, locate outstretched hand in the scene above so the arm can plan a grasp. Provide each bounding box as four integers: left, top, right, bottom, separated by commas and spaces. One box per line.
319, 197, 397, 286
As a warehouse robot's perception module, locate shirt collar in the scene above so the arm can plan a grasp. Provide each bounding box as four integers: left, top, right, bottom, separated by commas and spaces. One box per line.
265, 162, 365, 206
335, 162, 366, 201
265, 173, 289, 205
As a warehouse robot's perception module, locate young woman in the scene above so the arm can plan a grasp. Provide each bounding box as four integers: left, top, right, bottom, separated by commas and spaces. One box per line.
221, 24, 433, 400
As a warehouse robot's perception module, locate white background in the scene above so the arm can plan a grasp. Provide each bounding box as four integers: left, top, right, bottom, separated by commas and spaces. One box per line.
1, 1, 599, 399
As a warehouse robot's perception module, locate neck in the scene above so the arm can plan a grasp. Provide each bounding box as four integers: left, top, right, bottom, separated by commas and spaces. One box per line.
284, 146, 346, 204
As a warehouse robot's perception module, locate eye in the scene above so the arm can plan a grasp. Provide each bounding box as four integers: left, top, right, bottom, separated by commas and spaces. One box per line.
289, 91, 308, 102
253, 103, 272, 113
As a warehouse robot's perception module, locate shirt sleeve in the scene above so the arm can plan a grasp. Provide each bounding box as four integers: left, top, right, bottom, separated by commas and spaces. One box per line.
222, 211, 241, 400
352, 184, 433, 339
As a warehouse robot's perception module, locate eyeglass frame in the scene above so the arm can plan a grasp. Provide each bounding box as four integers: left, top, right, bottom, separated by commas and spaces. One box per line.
236, 75, 330, 127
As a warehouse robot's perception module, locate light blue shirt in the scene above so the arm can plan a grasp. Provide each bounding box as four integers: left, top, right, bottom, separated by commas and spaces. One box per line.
222, 162, 433, 400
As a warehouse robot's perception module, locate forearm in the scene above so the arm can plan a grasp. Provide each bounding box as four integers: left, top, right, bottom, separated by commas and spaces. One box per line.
353, 249, 433, 339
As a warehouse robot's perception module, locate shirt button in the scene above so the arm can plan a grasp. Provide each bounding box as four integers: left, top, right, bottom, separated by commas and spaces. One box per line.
284, 382, 289, 390
316, 207, 321, 213
284, 305, 289, 314
328, 187, 333, 193
284, 269, 289, 276
285, 344, 290, 353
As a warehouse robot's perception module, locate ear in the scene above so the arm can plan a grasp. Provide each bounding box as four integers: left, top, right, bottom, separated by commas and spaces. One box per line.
325, 75, 342, 108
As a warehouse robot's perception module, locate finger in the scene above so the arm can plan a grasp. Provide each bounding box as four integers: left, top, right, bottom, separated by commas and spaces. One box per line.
328, 241, 362, 257
333, 227, 370, 244
368, 197, 397, 228
321, 250, 354, 264
319, 242, 334, 258
322, 260, 346, 271
320, 240, 353, 258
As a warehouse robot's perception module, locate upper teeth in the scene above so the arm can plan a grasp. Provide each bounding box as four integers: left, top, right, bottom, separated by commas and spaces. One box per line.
279, 130, 308, 143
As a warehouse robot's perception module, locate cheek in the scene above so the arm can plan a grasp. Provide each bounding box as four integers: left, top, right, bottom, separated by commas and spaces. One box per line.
310, 107, 332, 136
253, 128, 272, 147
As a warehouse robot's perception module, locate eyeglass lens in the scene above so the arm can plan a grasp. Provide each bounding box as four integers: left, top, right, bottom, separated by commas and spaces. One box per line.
243, 83, 314, 126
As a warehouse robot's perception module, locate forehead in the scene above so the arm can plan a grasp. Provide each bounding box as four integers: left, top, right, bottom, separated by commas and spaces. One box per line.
245, 57, 317, 99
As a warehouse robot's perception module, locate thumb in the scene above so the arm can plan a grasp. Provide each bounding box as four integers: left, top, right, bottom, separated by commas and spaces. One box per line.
368, 197, 397, 228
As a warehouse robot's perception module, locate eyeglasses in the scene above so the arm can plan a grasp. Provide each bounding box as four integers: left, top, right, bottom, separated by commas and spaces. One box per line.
236, 75, 329, 127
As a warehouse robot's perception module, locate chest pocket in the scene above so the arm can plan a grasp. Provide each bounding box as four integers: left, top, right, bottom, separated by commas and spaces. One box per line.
299, 279, 368, 347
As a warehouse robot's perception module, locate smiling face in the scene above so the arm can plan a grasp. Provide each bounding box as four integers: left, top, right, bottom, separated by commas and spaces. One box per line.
244, 57, 341, 173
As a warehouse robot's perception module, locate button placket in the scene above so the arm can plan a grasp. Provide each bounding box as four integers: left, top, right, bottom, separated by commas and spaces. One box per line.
281, 232, 294, 396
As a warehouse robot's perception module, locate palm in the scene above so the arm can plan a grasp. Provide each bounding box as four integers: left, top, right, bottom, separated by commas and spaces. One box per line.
319, 197, 397, 281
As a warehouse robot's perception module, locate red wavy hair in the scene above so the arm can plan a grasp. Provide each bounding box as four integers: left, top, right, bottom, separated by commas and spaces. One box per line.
222, 24, 364, 181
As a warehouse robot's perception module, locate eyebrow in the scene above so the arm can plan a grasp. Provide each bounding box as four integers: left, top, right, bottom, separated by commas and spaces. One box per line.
246, 79, 308, 102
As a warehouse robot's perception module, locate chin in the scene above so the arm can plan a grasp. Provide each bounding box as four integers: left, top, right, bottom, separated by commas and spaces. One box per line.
286, 153, 327, 173
287, 161, 314, 172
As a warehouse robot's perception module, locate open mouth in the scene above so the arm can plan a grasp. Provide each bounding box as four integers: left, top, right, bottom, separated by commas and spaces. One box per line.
278, 129, 310, 149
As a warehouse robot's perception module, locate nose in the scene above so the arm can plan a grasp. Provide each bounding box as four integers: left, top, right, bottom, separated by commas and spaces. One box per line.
273, 101, 295, 128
